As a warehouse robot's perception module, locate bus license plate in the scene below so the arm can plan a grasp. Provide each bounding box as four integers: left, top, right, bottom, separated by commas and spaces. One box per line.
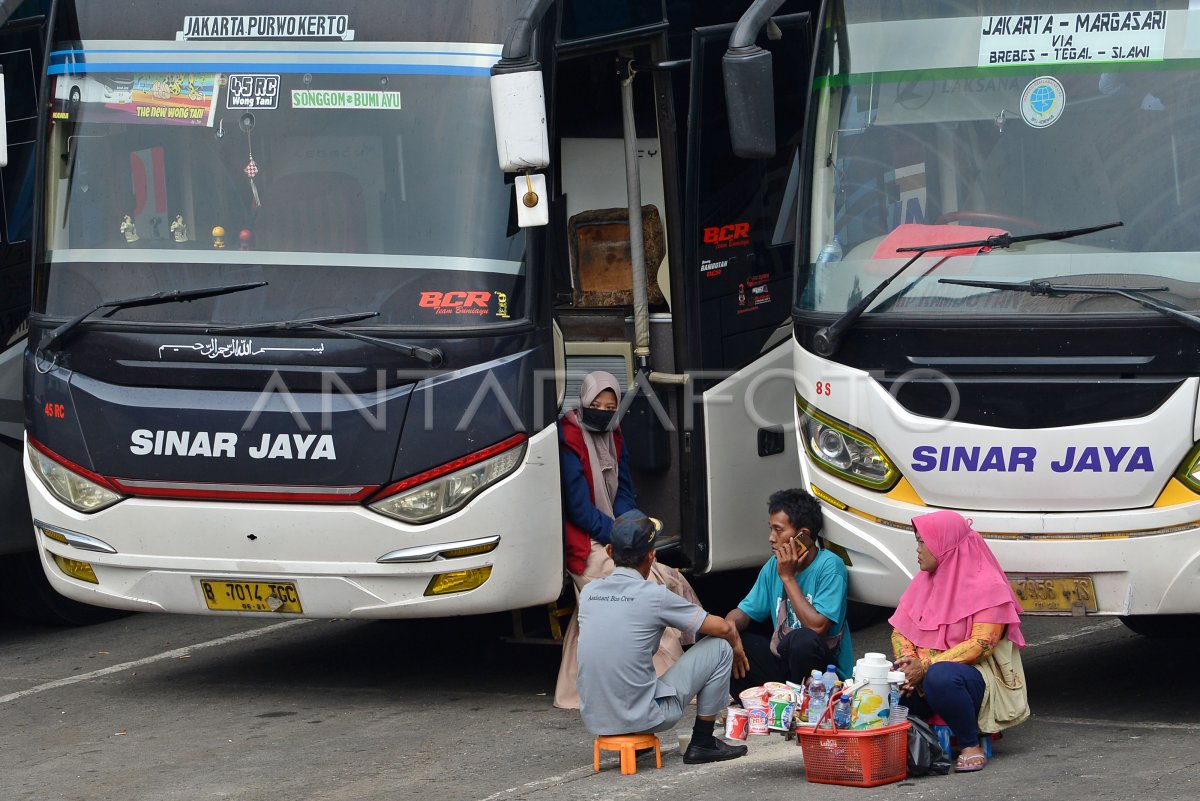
199, 579, 303, 613
1008, 576, 1097, 613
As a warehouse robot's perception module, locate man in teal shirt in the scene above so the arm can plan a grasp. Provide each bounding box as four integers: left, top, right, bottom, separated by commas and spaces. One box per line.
725, 489, 853, 695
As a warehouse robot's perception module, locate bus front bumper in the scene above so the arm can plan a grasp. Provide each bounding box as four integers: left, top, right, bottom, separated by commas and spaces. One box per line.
23, 427, 564, 619
808, 468, 1200, 617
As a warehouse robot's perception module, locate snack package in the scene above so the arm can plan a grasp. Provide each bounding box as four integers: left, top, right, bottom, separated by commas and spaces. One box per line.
726, 706, 750, 740
739, 686, 769, 709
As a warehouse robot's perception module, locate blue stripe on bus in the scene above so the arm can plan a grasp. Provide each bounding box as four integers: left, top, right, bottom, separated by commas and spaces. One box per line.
48, 63, 491, 76
49, 48, 501, 60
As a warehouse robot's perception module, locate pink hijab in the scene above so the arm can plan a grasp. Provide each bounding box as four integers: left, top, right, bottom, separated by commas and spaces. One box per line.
889, 510, 1026, 650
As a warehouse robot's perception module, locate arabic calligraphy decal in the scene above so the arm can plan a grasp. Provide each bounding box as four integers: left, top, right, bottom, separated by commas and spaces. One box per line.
158, 338, 326, 360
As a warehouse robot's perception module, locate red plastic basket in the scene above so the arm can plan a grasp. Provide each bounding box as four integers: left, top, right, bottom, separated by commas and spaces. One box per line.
796, 695, 910, 788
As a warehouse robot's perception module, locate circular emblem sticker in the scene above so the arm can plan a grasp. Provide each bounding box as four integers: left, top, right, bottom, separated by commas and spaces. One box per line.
1021, 76, 1065, 129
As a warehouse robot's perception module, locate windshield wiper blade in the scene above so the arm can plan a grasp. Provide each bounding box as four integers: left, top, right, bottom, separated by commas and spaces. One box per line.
895, 221, 1123, 255
209, 311, 381, 333
35, 281, 268, 365
207, 313, 445, 367
871, 221, 1128, 318
938, 278, 1200, 334
811, 221, 1123, 357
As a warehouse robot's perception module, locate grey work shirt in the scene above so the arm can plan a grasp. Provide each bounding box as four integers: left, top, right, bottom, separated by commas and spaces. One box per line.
576, 567, 706, 735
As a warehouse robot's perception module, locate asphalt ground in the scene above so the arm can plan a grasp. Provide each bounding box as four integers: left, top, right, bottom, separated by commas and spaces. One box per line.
1, 569, 1196, 801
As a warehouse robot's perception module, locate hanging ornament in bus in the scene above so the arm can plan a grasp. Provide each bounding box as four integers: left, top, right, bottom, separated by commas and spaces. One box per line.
120, 215, 139, 243
244, 155, 260, 206
240, 112, 261, 207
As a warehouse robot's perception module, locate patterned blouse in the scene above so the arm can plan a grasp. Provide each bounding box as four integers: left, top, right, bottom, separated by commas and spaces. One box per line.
891, 623, 1005, 668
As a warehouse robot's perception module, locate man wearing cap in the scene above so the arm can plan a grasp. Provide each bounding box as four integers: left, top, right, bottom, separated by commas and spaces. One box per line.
576, 510, 750, 764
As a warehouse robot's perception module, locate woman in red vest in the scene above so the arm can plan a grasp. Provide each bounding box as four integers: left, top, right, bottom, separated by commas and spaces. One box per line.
554, 371, 697, 709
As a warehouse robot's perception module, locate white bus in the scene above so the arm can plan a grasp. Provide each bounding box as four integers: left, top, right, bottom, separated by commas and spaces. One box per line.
24, 0, 818, 619
53, 73, 134, 107
735, 0, 1200, 633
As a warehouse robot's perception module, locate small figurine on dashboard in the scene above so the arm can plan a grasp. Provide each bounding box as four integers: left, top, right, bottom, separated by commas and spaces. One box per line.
120, 215, 139, 243
239, 229, 253, 251
212, 225, 226, 249
170, 214, 188, 242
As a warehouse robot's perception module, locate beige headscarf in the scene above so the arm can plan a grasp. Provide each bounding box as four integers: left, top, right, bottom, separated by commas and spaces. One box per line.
574, 371, 622, 517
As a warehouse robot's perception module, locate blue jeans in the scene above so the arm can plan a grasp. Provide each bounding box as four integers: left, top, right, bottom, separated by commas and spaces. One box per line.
902, 661, 986, 748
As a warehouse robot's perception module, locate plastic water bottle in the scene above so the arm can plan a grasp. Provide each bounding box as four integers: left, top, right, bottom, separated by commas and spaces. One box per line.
833, 693, 854, 728
815, 235, 843, 266
822, 664, 839, 693
807, 670, 829, 727
887, 669, 905, 717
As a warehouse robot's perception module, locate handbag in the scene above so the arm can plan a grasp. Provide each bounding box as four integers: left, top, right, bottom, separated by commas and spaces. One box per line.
906, 717, 952, 777
768, 592, 844, 658
974, 637, 1030, 732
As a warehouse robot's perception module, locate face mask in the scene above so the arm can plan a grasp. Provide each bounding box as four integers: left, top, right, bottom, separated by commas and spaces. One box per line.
580, 407, 617, 432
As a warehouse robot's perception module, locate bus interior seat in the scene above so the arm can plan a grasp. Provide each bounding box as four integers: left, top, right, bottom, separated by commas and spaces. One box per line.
561, 345, 634, 413
567, 205, 666, 308
253, 171, 367, 253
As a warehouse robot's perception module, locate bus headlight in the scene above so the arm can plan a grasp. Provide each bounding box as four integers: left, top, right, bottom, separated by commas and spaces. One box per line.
369, 435, 527, 524
798, 400, 899, 490
27, 438, 124, 513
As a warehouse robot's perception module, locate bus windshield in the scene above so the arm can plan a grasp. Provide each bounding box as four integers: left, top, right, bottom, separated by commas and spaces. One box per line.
39, 51, 525, 328
800, 1, 1200, 319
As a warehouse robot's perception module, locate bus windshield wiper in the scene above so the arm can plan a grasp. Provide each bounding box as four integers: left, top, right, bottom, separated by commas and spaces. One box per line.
937, 277, 1200, 334
207, 313, 445, 367
35, 281, 268, 366
811, 221, 1123, 357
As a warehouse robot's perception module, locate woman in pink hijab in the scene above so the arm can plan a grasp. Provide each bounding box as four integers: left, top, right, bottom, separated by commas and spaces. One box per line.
890, 510, 1027, 772
553, 371, 697, 709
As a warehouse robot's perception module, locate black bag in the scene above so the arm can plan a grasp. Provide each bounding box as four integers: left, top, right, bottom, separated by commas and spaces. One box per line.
907, 717, 952, 777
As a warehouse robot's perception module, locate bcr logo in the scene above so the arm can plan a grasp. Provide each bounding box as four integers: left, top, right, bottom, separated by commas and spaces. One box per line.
702, 222, 750, 245
419, 291, 492, 309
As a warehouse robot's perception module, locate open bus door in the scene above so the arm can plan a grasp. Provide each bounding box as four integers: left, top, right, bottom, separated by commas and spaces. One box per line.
683, 12, 812, 573
491, 1, 817, 576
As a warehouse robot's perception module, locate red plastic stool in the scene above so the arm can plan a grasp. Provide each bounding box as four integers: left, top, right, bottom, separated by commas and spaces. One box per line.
593, 733, 663, 775
928, 713, 992, 758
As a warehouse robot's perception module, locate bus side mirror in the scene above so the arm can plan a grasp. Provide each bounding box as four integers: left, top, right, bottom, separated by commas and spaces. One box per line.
490, 70, 549, 173
0, 73, 8, 168
723, 46, 775, 159
490, 69, 549, 227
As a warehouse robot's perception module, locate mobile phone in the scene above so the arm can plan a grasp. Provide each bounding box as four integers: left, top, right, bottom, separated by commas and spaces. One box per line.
777, 533, 808, 556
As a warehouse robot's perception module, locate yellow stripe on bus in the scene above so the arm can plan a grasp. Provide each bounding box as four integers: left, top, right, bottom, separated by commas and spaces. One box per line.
1153, 478, 1200, 508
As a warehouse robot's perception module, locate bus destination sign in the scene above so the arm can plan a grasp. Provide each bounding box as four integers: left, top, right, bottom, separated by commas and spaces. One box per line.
978, 10, 1166, 66
177, 14, 354, 41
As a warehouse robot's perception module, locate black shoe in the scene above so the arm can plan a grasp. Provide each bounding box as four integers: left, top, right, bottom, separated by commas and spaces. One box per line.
682, 738, 749, 764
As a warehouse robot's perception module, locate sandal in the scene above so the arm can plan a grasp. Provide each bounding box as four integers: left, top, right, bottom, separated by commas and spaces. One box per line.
955, 753, 987, 772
